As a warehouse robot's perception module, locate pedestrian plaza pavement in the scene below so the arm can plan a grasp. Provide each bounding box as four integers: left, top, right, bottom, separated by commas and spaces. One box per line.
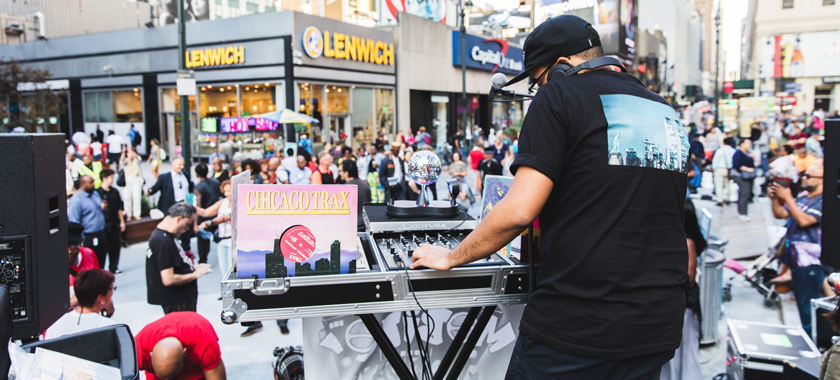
106, 162, 804, 379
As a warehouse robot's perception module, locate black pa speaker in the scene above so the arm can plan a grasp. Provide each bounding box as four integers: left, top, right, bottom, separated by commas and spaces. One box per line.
823, 119, 840, 270
0, 134, 69, 340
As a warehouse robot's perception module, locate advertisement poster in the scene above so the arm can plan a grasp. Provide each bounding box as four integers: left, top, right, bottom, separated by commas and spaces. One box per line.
537, 0, 620, 57
718, 99, 738, 134
481, 175, 514, 257
234, 184, 358, 278
302, 305, 524, 379
738, 97, 775, 139
759, 31, 840, 78
160, 0, 210, 25
378, 0, 455, 26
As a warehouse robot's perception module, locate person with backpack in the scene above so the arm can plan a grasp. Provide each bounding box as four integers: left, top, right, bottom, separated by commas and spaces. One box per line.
127, 124, 142, 150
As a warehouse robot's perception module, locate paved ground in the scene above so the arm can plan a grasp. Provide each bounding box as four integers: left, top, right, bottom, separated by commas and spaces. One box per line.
105, 161, 806, 379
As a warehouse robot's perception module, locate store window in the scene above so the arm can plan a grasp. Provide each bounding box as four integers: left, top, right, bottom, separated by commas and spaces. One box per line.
160, 88, 196, 112
113, 89, 143, 122
241, 82, 276, 116
199, 84, 238, 118
824, 0, 835, 5
351, 87, 374, 145
375, 88, 394, 136
326, 85, 350, 114
490, 101, 524, 138
783, 0, 793, 8
431, 94, 449, 146
83, 91, 113, 123
299, 83, 325, 143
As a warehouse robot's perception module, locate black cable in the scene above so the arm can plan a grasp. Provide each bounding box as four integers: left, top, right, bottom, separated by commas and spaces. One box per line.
403, 311, 419, 380
410, 311, 431, 380
442, 209, 468, 234
403, 265, 436, 379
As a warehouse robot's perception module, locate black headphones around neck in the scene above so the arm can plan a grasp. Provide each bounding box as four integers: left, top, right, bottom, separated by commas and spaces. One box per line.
546, 56, 627, 82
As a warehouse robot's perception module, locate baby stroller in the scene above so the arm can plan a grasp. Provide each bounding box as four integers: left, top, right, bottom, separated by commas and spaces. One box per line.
722, 245, 787, 309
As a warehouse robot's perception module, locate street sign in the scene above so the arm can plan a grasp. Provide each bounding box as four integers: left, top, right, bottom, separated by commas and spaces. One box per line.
823, 76, 840, 84
785, 83, 802, 93
176, 70, 196, 96
723, 81, 734, 94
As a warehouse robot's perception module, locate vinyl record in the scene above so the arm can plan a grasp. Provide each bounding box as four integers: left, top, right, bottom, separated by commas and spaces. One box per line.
279, 224, 317, 263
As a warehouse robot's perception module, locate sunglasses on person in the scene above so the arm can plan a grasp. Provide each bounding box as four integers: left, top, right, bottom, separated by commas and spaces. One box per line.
801, 174, 822, 179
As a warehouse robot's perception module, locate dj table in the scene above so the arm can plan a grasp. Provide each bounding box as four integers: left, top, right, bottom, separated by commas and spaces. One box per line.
221, 199, 531, 380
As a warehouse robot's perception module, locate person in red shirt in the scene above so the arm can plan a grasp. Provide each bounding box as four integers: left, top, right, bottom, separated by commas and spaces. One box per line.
469, 139, 485, 171
68, 222, 100, 286
68, 222, 115, 317
136, 312, 226, 380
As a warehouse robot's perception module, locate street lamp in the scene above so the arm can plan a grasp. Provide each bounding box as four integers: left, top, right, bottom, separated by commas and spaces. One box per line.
460, 0, 473, 149
713, 9, 721, 130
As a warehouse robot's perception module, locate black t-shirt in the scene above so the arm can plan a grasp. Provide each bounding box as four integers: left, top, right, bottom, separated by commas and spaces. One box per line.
96, 186, 124, 228
449, 134, 463, 149
477, 158, 503, 179
195, 178, 220, 224
146, 228, 197, 305
510, 70, 689, 359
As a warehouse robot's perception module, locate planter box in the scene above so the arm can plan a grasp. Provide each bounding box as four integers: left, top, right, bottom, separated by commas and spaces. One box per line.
125, 217, 162, 245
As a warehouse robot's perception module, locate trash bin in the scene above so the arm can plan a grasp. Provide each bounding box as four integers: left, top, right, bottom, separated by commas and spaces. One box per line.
707, 233, 729, 254
20, 324, 138, 380
700, 249, 725, 345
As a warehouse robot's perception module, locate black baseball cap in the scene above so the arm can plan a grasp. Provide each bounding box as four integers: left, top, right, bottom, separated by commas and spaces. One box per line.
68, 222, 85, 244
506, 14, 601, 86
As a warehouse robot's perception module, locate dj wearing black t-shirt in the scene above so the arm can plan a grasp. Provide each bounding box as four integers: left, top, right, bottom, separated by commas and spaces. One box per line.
412, 15, 690, 379
146, 203, 211, 314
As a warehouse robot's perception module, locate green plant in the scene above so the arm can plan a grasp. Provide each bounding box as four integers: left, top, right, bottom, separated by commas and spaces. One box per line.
140, 195, 155, 217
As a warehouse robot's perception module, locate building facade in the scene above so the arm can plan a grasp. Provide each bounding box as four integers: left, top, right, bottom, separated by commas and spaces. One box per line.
0, 12, 396, 158
393, 13, 529, 147
0, 0, 151, 42
638, 0, 704, 101
744, 0, 840, 113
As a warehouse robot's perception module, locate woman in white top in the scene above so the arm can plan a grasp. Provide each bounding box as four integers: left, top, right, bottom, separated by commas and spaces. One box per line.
44, 269, 116, 340
121, 147, 144, 221
197, 180, 233, 281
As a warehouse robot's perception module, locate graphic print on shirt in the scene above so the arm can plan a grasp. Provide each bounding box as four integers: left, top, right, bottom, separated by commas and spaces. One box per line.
602, 94, 690, 173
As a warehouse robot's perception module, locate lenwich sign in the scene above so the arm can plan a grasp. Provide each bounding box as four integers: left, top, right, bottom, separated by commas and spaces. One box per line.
301, 26, 394, 66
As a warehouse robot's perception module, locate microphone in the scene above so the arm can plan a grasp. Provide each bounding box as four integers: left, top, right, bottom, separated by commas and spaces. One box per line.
489, 73, 533, 102
491, 73, 508, 90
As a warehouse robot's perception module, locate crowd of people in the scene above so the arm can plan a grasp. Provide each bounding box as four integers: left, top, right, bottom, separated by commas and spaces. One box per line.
47, 100, 832, 379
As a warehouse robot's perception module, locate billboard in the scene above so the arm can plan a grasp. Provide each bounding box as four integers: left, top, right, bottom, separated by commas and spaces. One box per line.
618, 0, 636, 60
378, 0, 456, 26
452, 31, 525, 75
759, 31, 840, 78
159, 0, 210, 25
536, 0, 622, 59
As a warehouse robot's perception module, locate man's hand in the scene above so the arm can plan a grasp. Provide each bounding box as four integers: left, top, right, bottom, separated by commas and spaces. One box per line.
101, 200, 108, 210
771, 183, 793, 202
120, 221, 126, 232
195, 263, 212, 277
410, 244, 454, 270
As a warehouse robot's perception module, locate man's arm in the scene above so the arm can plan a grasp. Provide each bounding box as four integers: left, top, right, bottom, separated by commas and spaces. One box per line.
411, 167, 552, 270
204, 360, 226, 380
160, 266, 208, 287
147, 175, 163, 196
68, 200, 81, 224
784, 197, 818, 227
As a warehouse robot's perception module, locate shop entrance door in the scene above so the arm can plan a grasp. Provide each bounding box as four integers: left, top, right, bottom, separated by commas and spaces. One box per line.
330, 115, 350, 147
161, 112, 198, 162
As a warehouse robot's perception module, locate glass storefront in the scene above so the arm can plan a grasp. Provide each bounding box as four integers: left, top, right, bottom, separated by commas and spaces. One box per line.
431, 94, 449, 146
1, 92, 67, 133
490, 100, 525, 140
298, 82, 394, 154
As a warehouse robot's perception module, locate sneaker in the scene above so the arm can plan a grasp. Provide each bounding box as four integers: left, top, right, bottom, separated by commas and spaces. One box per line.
738, 214, 751, 221
122, 240, 129, 248
241, 322, 263, 337
716, 202, 723, 206
278, 320, 290, 335
111, 270, 124, 276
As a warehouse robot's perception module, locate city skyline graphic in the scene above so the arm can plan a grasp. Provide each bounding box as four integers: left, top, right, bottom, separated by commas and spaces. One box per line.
602, 94, 690, 173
